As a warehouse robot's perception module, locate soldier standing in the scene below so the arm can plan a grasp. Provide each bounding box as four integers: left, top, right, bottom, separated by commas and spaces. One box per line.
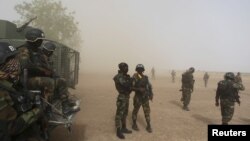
235, 72, 242, 83
171, 70, 176, 83
215, 72, 245, 125
113, 62, 132, 139
180, 67, 195, 111
132, 64, 153, 133
0, 42, 43, 141
203, 72, 209, 87
151, 67, 155, 80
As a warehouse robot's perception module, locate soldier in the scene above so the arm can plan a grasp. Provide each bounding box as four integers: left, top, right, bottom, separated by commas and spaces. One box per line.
171, 70, 176, 83
30, 41, 80, 115
180, 67, 195, 111
113, 62, 132, 139
215, 72, 245, 125
132, 64, 153, 133
203, 72, 209, 87
235, 72, 242, 84
0, 42, 43, 141
17, 28, 54, 100
151, 67, 155, 80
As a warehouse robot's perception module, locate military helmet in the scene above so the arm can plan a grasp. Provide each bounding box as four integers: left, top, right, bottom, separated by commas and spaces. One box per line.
136, 64, 145, 71
224, 72, 235, 80
118, 62, 128, 70
189, 67, 195, 73
42, 42, 56, 52
0, 42, 18, 65
25, 28, 45, 42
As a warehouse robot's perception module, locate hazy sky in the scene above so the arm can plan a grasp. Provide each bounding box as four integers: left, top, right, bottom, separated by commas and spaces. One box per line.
1, 0, 250, 73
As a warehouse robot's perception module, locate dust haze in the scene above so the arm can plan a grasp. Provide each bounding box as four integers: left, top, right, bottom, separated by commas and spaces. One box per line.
1, 1, 250, 141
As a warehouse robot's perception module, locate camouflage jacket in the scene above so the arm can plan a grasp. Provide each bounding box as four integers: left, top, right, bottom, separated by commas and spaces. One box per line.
18, 45, 52, 77
216, 79, 245, 102
181, 71, 195, 89
132, 73, 153, 97
113, 72, 132, 95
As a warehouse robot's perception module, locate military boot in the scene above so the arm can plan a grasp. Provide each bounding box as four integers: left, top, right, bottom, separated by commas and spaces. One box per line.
132, 120, 139, 131
146, 122, 152, 133
116, 128, 125, 139
121, 121, 132, 134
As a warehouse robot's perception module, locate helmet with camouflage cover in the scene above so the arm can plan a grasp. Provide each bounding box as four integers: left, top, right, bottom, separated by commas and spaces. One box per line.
42, 41, 56, 57
224, 72, 235, 80
188, 67, 195, 73
135, 64, 145, 72
118, 62, 128, 70
25, 28, 45, 42
118, 62, 128, 73
42, 41, 56, 52
0, 42, 18, 65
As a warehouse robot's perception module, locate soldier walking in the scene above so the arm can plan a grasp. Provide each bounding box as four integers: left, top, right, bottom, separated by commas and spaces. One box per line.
180, 67, 195, 111
132, 64, 153, 133
113, 62, 132, 139
215, 72, 245, 125
203, 72, 209, 87
171, 70, 176, 83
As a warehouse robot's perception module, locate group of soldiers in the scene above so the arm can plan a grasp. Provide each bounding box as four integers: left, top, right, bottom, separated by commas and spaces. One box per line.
0, 28, 79, 141
180, 67, 245, 125
113, 63, 153, 139
114, 65, 245, 139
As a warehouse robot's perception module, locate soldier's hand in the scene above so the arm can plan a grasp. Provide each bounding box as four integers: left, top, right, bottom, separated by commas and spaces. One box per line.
215, 102, 219, 107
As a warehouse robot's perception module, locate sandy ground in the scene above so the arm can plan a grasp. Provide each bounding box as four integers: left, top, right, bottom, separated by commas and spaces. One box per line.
50, 71, 250, 141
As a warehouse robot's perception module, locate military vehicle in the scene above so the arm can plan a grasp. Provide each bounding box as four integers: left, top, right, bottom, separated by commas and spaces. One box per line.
0, 18, 80, 88
0, 18, 81, 139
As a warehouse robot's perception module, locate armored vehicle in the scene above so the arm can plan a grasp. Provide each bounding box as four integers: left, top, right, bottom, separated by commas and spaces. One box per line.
0, 19, 80, 88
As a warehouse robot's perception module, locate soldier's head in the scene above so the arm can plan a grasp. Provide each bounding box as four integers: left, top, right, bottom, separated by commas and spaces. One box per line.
118, 62, 128, 74
25, 28, 45, 49
42, 41, 56, 57
188, 67, 195, 73
136, 64, 145, 74
224, 72, 235, 81
0, 42, 19, 82
237, 72, 241, 76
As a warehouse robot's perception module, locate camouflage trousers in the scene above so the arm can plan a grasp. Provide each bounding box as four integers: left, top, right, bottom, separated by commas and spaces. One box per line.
132, 94, 150, 123
182, 88, 192, 107
115, 94, 130, 129
28, 77, 69, 101
220, 99, 235, 123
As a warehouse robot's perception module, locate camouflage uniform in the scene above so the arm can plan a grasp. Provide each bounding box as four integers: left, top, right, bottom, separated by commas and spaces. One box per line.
113, 62, 132, 139
113, 72, 132, 130
0, 42, 42, 141
181, 68, 195, 111
132, 72, 153, 132
171, 70, 176, 83
235, 73, 242, 83
17, 45, 55, 99
203, 72, 209, 87
215, 73, 245, 125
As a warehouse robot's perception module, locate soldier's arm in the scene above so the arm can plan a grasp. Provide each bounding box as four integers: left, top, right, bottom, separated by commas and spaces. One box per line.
215, 83, 221, 106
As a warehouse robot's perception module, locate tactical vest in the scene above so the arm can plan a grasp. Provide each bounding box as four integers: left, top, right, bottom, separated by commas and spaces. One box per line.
113, 73, 132, 94
217, 80, 235, 100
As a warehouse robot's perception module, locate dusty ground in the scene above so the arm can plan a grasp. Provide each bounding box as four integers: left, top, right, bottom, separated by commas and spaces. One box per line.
51, 71, 250, 141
